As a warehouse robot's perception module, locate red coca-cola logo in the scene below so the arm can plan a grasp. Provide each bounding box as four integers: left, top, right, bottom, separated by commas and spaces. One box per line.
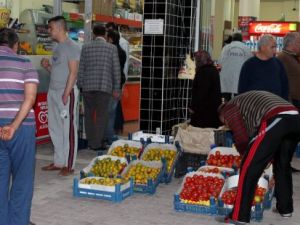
254, 23, 282, 33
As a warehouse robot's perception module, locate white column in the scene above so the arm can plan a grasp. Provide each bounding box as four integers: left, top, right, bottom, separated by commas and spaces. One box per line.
239, 0, 260, 18
211, 0, 225, 60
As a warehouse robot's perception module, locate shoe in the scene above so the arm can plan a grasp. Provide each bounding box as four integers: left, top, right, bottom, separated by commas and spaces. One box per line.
291, 166, 300, 173
272, 207, 292, 218
58, 167, 74, 176
41, 163, 63, 171
29, 221, 36, 225
215, 216, 249, 225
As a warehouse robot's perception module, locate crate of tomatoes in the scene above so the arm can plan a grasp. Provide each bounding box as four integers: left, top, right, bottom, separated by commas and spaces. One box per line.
206, 147, 242, 169
218, 175, 269, 221
174, 171, 225, 215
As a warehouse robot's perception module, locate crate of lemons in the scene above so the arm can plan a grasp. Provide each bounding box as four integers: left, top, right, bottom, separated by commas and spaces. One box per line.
108, 140, 142, 161
141, 143, 179, 183
74, 155, 134, 202
121, 160, 164, 194
81, 155, 128, 179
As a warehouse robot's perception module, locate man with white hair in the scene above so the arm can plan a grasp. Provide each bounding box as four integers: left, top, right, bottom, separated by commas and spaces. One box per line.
238, 34, 289, 100
277, 32, 300, 108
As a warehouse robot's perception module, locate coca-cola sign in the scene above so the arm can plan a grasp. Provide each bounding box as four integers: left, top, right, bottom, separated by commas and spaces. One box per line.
249, 22, 298, 36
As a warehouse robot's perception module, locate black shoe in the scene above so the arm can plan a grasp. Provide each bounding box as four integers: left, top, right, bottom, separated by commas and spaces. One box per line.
29, 221, 36, 225
291, 166, 300, 173
215, 216, 249, 224
272, 207, 293, 218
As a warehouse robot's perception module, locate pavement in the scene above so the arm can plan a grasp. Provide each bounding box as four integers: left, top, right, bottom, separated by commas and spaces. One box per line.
30, 143, 300, 225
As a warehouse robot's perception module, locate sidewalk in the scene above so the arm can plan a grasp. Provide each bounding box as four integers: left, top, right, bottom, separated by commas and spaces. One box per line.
30, 143, 300, 225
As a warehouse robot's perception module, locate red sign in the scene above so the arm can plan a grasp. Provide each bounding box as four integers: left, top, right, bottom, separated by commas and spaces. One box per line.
248, 22, 298, 36
34, 93, 49, 139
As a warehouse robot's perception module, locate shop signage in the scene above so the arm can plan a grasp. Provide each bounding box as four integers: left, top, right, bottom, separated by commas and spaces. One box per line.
248, 22, 298, 35
34, 93, 49, 139
144, 19, 164, 35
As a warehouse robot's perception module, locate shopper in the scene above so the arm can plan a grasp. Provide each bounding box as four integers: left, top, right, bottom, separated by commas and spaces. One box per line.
0, 28, 39, 225
218, 32, 252, 101
41, 16, 81, 176
238, 34, 289, 100
277, 32, 300, 108
190, 50, 222, 128
105, 22, 129, 80
218, 90, 300, 224
105, 29, 126, 143
77, 24, 121, 151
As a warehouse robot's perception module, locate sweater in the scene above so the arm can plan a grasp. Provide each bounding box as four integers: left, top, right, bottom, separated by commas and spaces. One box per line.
238, 56, 289, 100
220, 91, 297, 154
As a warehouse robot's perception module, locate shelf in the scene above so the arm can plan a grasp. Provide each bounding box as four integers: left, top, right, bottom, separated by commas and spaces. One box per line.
93, 15, 142, 28
62, 13, 143, 28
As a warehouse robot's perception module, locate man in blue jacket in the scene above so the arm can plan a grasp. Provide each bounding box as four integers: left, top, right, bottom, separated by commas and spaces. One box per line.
238, 34, 289, 100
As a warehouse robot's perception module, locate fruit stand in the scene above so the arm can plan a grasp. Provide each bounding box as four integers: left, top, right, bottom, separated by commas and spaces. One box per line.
73, 137, 274, 220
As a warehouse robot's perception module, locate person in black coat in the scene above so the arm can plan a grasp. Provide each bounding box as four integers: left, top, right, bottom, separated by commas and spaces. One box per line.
106, 30, 127, 137
190, 50, 222, 128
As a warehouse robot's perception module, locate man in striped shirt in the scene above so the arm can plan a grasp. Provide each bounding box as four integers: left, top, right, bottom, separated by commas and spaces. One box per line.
0, 28, 39, 225
218, 91, 300, 224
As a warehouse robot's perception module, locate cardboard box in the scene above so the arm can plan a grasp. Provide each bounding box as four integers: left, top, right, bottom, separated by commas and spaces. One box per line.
77, 0, 112, 16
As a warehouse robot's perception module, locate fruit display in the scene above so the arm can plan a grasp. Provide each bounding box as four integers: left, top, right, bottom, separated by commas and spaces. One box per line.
89, 157, 127, 178
142, 148, 177, 172
197, 165, 234, 177
123, 161, 161, 185
221, 186, 267, 206
109, 143, 141, 158
206, 150, 242, 168
80, 177, 126, 186
179, 173, 224, 206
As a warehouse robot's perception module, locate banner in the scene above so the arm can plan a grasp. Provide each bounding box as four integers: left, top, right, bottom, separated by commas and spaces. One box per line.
34, 93, 49, 140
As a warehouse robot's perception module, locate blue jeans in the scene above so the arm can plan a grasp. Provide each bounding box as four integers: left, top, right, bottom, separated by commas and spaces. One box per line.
105, 98, 118, 144
0, 124, 36, 225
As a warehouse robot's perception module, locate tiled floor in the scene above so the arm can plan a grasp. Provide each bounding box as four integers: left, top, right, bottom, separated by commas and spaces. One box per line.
30, 142, 300, 225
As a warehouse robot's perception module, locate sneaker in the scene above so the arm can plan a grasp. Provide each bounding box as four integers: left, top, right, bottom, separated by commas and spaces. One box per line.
272, 207, 292, 218
215, 216, 249, 225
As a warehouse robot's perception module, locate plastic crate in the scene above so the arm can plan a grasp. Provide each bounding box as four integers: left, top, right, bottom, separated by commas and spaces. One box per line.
73, 177, 134, 203
121, 160, 164, 194
217, 175, 269, 221
174, 195, 218, 215
79, 155, 128, 179
217, 202, 264, 221
107, 139, 143, 162
214, 130, 233, 147
174, 171, 225, 215
128, 131, 173, 144
141, 142, 181, 184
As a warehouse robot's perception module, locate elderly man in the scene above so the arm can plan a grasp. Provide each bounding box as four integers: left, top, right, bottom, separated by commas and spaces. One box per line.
277, 32, 300, 108
238, 34, 289, 100
218, 91, 300, 224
